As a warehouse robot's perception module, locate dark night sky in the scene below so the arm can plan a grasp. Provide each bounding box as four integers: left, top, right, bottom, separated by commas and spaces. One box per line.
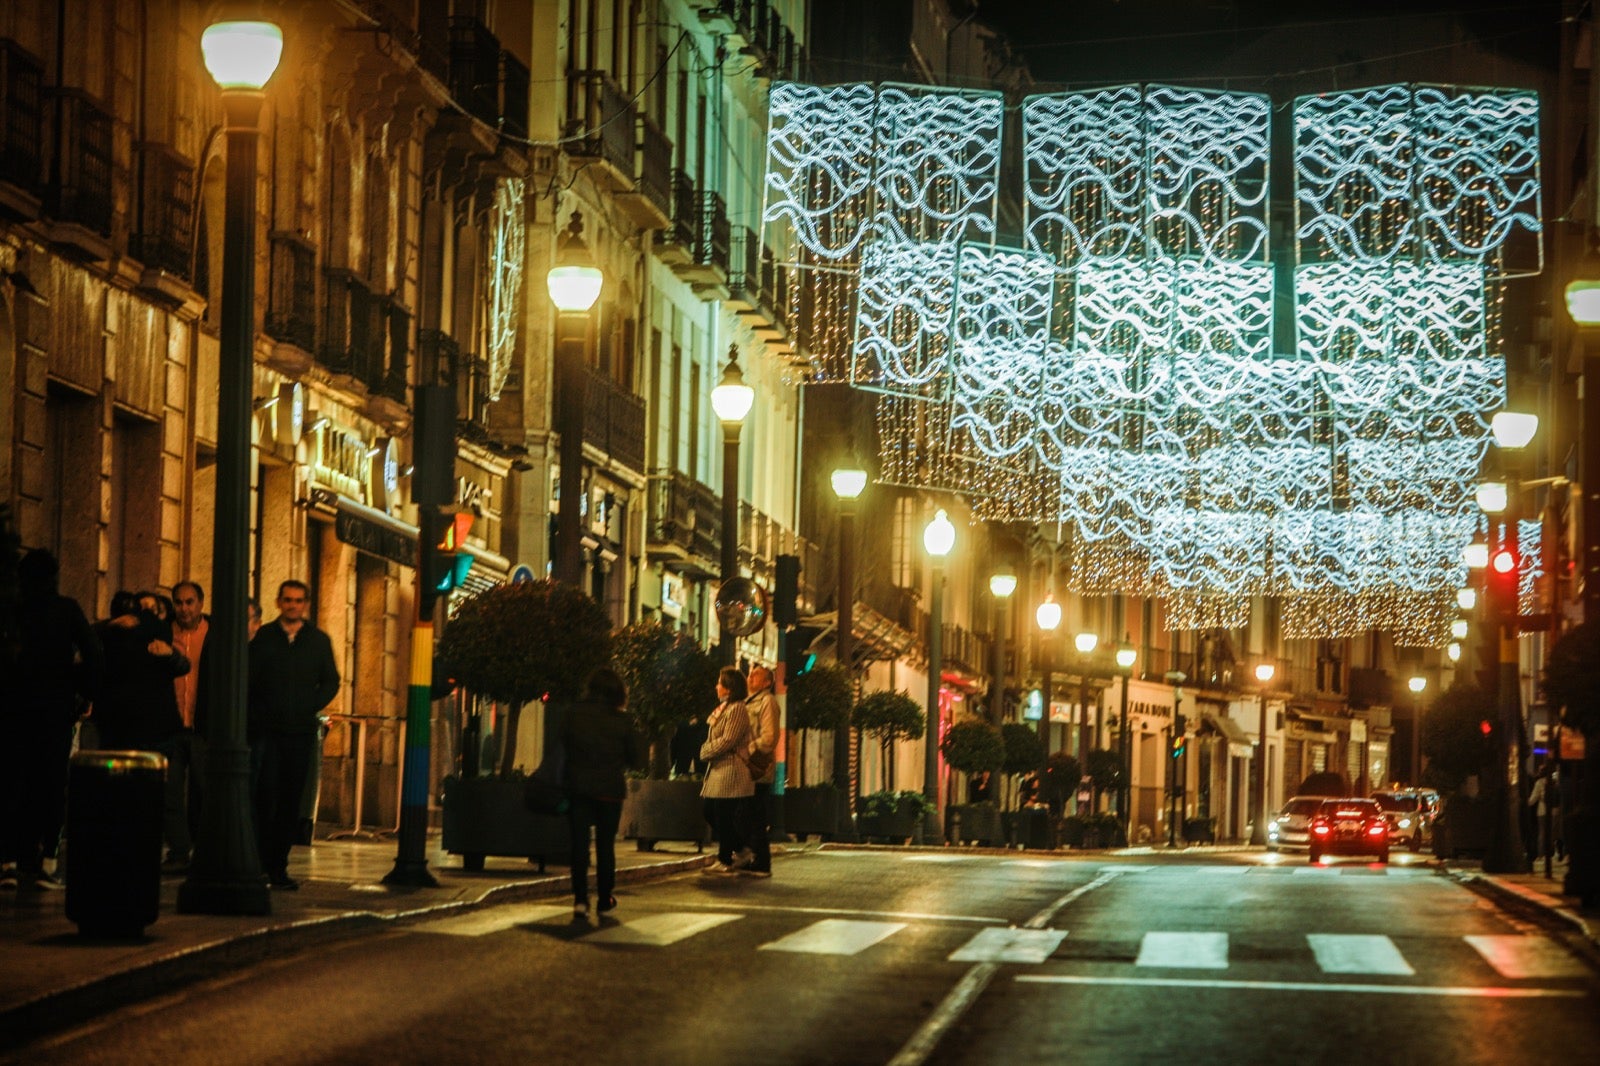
972, 1, 1563, 91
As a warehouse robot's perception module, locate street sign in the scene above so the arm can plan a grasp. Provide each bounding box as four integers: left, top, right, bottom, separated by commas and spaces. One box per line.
511, 564, 535, 585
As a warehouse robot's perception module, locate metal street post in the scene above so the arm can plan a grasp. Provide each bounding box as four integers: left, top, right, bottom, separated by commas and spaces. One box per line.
1035, 593, 1061, 760
1075, 631, 1098, 760
1115, 640, 1136, 844
711, 348, 754, 667
923, 510, 955, 840
178, 21, 283, 917
988, 566, 1016, 723
1407, 675, 1427, 787
830, 468, 866, 799
1249, 663, 1276, 846
548, 213, 603, 587
1164, 672, 1186, 848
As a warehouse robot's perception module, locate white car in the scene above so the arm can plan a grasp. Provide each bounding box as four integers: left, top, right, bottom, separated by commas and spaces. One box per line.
1267, 796, 1326, 851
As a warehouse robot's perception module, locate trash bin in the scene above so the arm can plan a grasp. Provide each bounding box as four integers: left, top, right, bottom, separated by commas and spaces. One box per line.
66, 750, 166, 937
1019, 806, 1055, 850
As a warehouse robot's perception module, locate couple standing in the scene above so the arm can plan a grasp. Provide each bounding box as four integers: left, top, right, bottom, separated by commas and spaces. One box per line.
700, 664, 779, 877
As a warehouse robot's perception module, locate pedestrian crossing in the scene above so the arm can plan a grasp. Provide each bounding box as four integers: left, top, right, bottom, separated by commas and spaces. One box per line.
411, 907, 1591, 986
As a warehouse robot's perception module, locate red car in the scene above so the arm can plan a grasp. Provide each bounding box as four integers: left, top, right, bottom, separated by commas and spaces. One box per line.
1308, 798, 1390, 863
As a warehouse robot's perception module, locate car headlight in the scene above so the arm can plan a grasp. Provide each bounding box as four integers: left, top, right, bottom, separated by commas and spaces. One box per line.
1398, 818, 1412, 829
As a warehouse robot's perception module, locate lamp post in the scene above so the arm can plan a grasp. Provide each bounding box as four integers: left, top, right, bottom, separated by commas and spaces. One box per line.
830, 465, 866, 794
1035, 592, 1061, 757
1115, 639, 1136, 843
1164, 671, 1187, 848
179, 21, 283, 916
1249, 662, 1276, 846
1480, 408, 1536, 874
549, 213, 604, 588
1407, 675, 1427, 788
988, 566, 1016, 723
1074, 631, 1099, 757
923, 508, 955, 837
711, 347, 754, 666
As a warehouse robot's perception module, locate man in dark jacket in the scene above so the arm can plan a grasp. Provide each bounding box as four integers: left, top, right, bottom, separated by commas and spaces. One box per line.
248, 580, 339, 889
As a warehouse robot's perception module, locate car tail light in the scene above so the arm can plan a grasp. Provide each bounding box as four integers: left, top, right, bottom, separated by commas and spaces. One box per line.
1312, 822, 1331, 835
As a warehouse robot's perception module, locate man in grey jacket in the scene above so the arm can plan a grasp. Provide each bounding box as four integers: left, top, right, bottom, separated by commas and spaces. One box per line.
740, 665, 781, 877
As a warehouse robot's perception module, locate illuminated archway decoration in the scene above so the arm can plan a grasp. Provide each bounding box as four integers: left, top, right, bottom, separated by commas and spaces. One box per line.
486, 176, 525, 401
761, 81, 1541, 643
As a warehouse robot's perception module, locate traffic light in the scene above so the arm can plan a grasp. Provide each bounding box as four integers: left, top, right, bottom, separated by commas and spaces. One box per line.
774, 554, 801, 627
1487, 545, 1518, 620
1172, 713, 1187, 758
784, 624, 819, 679
429, 511, 476, 593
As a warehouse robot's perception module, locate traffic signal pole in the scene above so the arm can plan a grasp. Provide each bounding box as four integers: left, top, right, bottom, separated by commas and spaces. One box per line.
1482, 517, 1528, 874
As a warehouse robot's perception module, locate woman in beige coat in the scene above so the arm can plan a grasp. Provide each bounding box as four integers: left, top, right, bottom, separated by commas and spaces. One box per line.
700, 666, 753, 875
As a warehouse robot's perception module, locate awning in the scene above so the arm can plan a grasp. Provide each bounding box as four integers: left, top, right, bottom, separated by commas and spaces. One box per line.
1204, 713, 1255, 759
313, 488, 510, 589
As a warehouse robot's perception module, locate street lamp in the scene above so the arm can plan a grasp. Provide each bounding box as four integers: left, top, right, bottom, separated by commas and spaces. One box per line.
1164, 670, 1187, 848
1248, 662, 1276, 846
1074, 631, 1099, 756
923, 508, 955, 836
988, 565, 1016, 724
1480, 407, 1536, 873
1457, 587, 1478, 611
1115, 639, 1136, 844
831, 464, 866, 794
1408, 675, 1427, 788
712, 347, 754, 666
1035, 592, 1061, 756
179, 20, 283, 916
551, 212, 603, 588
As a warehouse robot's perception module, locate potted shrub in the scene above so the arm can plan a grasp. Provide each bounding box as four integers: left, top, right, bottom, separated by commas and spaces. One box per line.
857, 789, 934, 843
611, 621, 719, 849
783, 663, 854, 839
940, 719, 1005, 845
436, 580, 612, 870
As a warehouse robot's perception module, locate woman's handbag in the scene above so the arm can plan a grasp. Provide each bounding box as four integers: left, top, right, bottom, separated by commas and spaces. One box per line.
745, 747, 775, 779
523, 741, 569, 815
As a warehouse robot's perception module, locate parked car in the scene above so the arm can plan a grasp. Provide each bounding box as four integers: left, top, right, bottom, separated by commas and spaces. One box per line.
1371, 788, 1439, 852
1308, 797, 1390, 863
1267, 796, 1326, 851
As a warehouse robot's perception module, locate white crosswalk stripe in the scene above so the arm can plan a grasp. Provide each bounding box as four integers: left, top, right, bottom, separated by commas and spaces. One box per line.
948, 927, 1067, 964
1465, 935, 1592, 979
584, 912, 742, 946
1136, 932, 1229, 969
759, 918, 907, 956
1308, 934, 1415, 975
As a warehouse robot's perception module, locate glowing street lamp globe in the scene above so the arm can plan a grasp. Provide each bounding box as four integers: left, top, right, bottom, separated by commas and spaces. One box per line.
1254, 662, 1276, 684
201, 21, 283, 90
1116, 643, 1137, 671
830, 467, 867, 500
710, 352, 755, 425
989, 567, 1017, 599
923, 508, 956, 558
1490, 411, 1538, 450
1036, 594, 1061, 632
1450, 619, 1469, 640
1475, 481, 1507, 514
1457, 587, 1478, 611
1074, 632, 1099, 655
1408, 675, 1427, 695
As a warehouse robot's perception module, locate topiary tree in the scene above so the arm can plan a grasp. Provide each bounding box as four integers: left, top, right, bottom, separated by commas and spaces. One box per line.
940, 717, 1005, 800
853, 689, 924, 792
1545, 621, 1600, 740
1041, 751, 1081, 815
612, 621, 720, 778
437, 579, 613, 776
1000, 723, 1046, 810
785, 662, 853, 787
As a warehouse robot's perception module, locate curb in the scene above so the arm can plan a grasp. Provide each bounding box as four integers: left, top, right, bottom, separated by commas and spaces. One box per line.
0, 853, 713, 1054
1443, 867, 1600, 970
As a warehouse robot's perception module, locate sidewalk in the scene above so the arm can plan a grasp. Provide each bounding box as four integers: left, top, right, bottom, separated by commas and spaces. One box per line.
0, 832, 715, 1052
1441, 854, 1600, 959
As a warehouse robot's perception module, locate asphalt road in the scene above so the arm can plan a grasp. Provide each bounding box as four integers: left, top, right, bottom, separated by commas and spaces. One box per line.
11, 849, 1598, 1066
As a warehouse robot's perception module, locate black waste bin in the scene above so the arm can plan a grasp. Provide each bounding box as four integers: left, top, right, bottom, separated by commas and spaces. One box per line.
1019, 806, 1056, 850
66, 750, 166, 937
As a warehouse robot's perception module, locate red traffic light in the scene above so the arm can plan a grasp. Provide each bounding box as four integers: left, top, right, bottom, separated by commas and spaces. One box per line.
1479, 719, 1493, 736
1490, 548, 1517, 574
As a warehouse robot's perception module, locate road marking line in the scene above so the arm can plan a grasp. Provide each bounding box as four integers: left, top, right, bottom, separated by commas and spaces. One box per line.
662, 901, 1005, 925
1465, 935, 1591, 979
585, 912, 742, 946
948, 928, 1067, 964
758, 918, 907, 956
1308, 934, 1415, 975
1136, 932, 1229, 969
1015, 974, 1584, 998
411, 903, 575, 937
906, 854, 978, 863
888, 869, 1126, 1066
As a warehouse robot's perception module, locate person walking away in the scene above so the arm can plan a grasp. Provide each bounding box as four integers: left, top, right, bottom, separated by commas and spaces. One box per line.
739, 664, 780, 877
700, 667, 753, 875
562, 667, 645, 918
248, 580, 340, 889
164, 580, 210, 871
91, 590, 189, 752
2, 550, 101, 891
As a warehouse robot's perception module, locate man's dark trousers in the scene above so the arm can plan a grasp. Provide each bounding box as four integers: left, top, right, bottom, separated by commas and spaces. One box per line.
252, 731, 312, 878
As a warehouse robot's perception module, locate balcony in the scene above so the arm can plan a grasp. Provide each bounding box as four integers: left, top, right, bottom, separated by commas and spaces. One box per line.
676, 190, 730, 294
647, 469, 721, 577
730, 231, 788, 343
319, 269, 389, 395
696, 2, 801, 80
130, 143, 196, 303
570, 364, 647, 473
43, 89, 113, 260
0, 38, 44, 218
658, 169, 700, 267
266, 234, 317, 354
616, 114, 672, 230
564, 70, 636, 191
378, 301, 410, 409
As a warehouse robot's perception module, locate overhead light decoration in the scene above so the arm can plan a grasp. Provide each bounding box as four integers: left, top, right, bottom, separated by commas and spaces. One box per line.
761, 80, 1541, 644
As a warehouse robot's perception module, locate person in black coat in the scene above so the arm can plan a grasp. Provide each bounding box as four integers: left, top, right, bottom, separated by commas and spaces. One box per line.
562, 666, 645, 918
91, 590, 189, 751
3, 549, 102, 890
247, 580, 340, 889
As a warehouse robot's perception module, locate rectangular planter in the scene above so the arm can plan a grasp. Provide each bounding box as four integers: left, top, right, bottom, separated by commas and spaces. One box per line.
620, 778, 710, 850
781, 786, 845, 841
855, 811, 920, 844
441, 775, 571, 872
946, 804, 1003, 846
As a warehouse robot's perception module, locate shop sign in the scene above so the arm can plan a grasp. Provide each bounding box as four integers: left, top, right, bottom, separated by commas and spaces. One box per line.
274, 382, 304, 446
369, 436, 399, 511
310, 422, 370, 502
661, 572, 686, 619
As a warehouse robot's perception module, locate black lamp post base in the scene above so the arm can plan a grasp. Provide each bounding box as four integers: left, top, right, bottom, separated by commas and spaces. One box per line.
176, 876, 271, 916
382, 859, 439, 888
